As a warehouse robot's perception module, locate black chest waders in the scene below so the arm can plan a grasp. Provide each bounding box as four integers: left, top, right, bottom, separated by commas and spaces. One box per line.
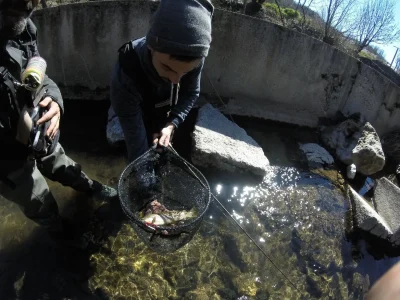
0, 59, 58, 187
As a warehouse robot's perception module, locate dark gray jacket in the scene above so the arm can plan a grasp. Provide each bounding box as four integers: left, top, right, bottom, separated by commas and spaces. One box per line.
0, 19, 63, 167
115, 37, 203, 129
110, 37, 204, 161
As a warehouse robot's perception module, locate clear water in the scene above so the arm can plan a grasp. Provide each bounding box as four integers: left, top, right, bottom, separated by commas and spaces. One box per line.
0, 101, 399, 299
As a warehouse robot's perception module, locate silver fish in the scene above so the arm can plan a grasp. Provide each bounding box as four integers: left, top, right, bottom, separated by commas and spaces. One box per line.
142, 208, 197, 226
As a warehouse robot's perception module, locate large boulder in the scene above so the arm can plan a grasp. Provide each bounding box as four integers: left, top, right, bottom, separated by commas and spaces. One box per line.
191, 104, 269, 176
374, 178, 400, 246
106, 106, 125, 147
321, 118, 363, 165
321, 118, 385, 176
348, 187, 392, 240
352, 123, 385, 175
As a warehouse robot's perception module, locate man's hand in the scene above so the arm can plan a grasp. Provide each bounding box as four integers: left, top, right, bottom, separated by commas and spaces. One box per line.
152, 123, 175, 148
36, 97, 61, 139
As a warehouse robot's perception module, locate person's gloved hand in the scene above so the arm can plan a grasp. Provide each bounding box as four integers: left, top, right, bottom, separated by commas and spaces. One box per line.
152, 123, 175, 148
36, 97, 61, 139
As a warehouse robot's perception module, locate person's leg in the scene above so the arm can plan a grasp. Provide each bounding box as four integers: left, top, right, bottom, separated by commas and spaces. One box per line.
0, 160, 61, 230
366, 261, 400, 300
37, 143, 117, 201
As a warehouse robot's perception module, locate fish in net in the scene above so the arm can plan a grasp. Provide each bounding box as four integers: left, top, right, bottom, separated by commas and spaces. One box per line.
118, 146, 211, 254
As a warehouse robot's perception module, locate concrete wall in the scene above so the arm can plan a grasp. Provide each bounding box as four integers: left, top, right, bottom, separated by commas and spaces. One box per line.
32, 1, 400, 135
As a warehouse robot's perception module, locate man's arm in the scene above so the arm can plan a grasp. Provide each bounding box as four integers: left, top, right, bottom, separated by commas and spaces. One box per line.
28, 18, 63, 138
28, 19, 64, 114
42, 75, 64, 114
110, 62, 149, 162
166, 59, 204, 128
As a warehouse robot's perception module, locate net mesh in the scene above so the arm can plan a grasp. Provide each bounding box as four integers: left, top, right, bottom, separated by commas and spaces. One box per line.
118, 147, 211, 254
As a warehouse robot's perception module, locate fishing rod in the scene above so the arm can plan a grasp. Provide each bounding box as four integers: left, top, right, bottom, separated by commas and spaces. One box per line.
210, 192, 302, 294
168, 146, 302, 295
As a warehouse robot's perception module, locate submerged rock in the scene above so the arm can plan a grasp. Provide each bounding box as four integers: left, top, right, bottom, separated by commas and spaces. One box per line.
374, 178, 400, 246
106, 106, 125, 147
191, 104, 269, 176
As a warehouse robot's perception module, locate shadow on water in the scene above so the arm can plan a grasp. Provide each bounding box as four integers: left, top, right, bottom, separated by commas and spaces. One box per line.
0, 100, 127, 300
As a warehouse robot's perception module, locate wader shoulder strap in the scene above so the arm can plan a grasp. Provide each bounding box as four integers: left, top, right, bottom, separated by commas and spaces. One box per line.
118, 41, 152, 100
0, 66, 20, 114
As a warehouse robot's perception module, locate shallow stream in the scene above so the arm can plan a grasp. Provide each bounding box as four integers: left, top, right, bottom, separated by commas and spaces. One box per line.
0, 100, 399, 300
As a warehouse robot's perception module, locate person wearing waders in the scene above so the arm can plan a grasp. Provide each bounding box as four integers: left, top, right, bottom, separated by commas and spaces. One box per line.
0, 0, 118, 248
110, 0, 214, 164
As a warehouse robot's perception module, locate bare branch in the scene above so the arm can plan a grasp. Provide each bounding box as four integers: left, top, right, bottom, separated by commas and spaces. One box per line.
274, 0, 286, 26
350, 0, 400, 53
320, 0, 355, 41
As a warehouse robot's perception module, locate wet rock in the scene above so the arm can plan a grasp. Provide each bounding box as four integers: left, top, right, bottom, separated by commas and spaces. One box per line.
306, 276, 322, 298
191, 104, 269, 176
218, 288, 237, 300
255, 290, 270, 300
187, 290, 221, 300
374, 178, 400, 246
352, 123, 385, 175
299, 143, 334, 166
106, 106, 124, 147
348, 187, 392, 240
223, 235, 248, 272
233, 274, 258, 297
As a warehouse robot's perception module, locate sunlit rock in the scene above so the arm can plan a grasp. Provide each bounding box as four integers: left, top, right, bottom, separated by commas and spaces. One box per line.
374, 178, 400, 246
348, 187, 391, 240
321, 118, 385, 176
106, 106, 125, 147
321, 118, 363, 165
352, 123, 385, 175
192, 104, 269, 176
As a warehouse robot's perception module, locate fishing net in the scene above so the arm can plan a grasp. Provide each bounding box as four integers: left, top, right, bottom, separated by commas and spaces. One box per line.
118, 146, 211, 254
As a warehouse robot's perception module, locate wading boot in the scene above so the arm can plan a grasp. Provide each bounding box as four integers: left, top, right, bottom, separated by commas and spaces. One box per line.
90, 180, 118, 202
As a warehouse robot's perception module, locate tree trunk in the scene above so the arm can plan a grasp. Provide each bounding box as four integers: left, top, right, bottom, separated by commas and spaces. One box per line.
40, 0, 47, 8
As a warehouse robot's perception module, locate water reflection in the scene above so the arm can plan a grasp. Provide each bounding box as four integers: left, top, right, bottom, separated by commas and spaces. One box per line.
202, 165, 398, 299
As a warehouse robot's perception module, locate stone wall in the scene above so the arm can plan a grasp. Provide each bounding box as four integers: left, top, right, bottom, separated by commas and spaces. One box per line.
32, 1, 400, 135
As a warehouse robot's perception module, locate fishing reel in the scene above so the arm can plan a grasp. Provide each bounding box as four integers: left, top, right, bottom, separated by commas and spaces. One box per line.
29, 105, 59, 157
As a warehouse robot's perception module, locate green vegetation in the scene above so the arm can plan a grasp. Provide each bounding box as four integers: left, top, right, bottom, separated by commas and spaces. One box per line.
358, 51, 376, 60
283, 7, 299, 19
263, 3, 300, 20
263, 2, 279, 16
